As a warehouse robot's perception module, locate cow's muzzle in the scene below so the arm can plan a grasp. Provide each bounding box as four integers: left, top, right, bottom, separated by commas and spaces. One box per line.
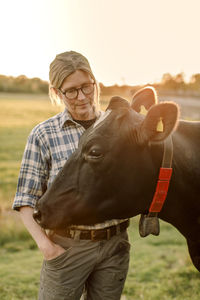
33, 209, 42, 224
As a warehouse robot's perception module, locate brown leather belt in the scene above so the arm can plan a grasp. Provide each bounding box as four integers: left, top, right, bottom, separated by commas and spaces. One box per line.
54, 220, 129, 241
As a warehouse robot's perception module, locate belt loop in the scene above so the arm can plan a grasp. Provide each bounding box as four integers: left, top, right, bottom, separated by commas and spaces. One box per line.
70, 229, 75, 238
91, 230, 96, 241
107, 228, 111, 240
74, 230, 81, 240
116, 224, 121, 235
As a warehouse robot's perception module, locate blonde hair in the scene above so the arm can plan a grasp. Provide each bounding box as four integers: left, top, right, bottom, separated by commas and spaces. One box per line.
49, 51, 100, 107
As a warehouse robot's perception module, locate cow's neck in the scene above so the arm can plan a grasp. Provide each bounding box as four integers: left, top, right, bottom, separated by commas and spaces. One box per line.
158, 121, 200, 242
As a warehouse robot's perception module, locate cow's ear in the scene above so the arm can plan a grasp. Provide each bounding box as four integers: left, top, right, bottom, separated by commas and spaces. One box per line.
106, 96, 130, 111
140, 102, 179, 142
131, 86, 157, 115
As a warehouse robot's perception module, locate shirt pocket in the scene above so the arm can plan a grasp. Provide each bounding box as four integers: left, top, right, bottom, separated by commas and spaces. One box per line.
49, 153, 68, 182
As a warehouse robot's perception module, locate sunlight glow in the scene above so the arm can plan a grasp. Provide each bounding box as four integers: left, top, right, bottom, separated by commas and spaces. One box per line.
1, 0, 200, 85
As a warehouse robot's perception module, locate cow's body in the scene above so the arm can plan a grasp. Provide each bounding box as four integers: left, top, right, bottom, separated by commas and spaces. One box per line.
34, 87, 200, 272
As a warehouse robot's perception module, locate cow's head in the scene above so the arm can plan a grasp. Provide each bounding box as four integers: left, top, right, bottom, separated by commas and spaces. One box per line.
33, 87, 179, 229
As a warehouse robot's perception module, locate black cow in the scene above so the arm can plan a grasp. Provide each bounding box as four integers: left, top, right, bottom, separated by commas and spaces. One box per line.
33, 87, 200, 272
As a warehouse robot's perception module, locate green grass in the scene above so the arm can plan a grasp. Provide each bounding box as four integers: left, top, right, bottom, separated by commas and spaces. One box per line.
125, 219, 200, 300
0, 94, 63, 209
0, 93, 199, 299
0, 247, 42, 299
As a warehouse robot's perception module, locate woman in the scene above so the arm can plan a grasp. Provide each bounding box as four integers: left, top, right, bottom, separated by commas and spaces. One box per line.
13, 51, 130, 300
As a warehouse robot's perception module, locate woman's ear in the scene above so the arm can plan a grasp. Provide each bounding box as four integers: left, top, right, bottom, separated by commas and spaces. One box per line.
49, 86, 63, 105
51, 87, 59, 96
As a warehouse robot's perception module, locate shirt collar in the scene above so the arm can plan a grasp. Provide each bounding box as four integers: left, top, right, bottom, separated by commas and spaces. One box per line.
60, 108, 75, 128
60, 108, 104, 128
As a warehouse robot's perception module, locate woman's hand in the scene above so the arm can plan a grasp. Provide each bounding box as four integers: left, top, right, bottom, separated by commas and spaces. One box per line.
40, 240, 66, 260
19, 207, 66, 261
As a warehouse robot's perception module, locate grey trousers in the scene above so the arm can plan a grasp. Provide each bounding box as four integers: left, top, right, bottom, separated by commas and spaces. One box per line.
38, 230, 130, 300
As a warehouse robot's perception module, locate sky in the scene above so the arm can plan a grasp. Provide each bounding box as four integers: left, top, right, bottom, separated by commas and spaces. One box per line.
1, 0, 200, 86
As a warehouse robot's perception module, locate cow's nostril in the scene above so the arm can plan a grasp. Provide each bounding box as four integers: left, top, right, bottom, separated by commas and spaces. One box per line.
33, 209, 42, 222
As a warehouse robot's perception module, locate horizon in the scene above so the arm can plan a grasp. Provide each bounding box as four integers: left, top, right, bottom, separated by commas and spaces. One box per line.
0, 71, 197, 88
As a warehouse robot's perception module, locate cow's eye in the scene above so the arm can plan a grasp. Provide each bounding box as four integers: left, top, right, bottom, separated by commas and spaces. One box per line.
85, 147, 103, 160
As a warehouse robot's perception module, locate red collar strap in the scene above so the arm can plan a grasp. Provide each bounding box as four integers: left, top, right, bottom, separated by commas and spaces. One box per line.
149, 136, 173, 214
139, 136, 173, 238
149, 167, 172, 212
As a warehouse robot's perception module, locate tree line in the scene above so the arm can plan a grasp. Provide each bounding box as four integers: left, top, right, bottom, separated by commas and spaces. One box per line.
0, 75, 48, 93
156, 72, 200, 96
100, 72, 200, 98
0, 72, 200, 96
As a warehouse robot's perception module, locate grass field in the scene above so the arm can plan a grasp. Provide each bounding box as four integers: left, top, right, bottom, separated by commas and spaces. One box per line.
0, 93, 199, 299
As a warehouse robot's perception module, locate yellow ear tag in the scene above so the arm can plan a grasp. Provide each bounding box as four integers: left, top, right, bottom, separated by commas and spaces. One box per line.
156, 118, 164, 132
139, 105, 148, 116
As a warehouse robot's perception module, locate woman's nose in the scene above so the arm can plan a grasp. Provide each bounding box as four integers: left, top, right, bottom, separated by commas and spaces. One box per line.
77, 89, 86, 100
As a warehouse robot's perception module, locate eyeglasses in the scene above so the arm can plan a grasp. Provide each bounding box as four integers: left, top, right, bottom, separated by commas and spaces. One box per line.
59, 82, 95, 100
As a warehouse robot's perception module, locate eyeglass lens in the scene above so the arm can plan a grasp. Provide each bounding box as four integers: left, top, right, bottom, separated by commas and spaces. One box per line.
65, 83, 94, 99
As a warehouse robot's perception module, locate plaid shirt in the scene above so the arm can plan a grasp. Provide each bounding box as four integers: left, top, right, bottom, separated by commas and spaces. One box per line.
13, 108, 127, 230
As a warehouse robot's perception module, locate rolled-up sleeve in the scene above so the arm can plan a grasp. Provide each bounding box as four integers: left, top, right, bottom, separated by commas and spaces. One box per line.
13, 129, 49, 210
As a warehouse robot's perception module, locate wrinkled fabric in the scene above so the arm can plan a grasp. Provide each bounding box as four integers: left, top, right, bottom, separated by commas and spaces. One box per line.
38, 230, 130, 300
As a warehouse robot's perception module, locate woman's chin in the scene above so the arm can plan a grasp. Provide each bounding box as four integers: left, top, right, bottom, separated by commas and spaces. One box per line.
75, 105, 94, 120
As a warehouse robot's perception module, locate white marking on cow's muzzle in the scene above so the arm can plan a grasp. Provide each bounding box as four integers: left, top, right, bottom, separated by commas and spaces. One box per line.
33, 209, 42, 224
93, 110, 111, 128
